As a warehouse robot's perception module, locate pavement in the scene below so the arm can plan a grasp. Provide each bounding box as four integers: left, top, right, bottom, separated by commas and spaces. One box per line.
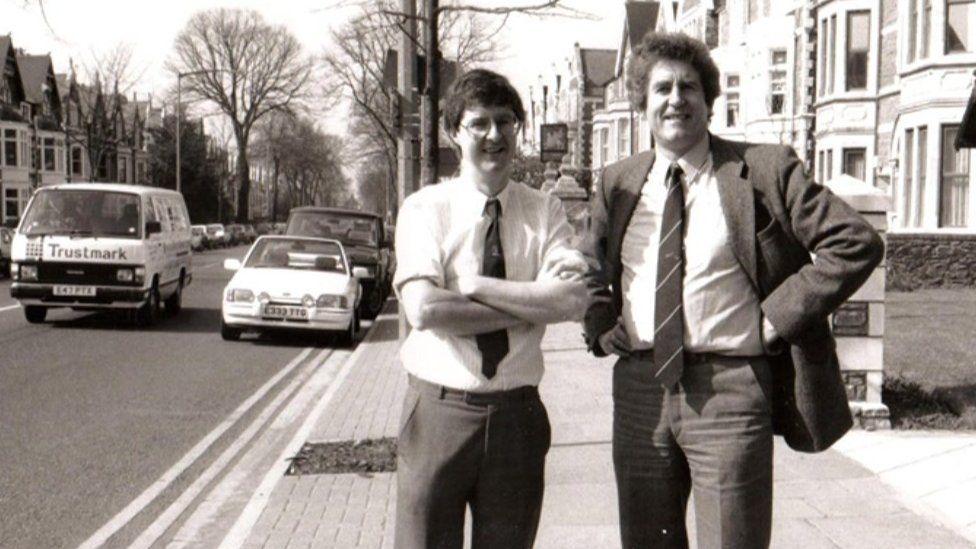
212, 302, 976, 549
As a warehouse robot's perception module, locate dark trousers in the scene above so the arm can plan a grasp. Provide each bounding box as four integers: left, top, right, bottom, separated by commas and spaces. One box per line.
613, 354, 774, 549
394, 376, 552, 549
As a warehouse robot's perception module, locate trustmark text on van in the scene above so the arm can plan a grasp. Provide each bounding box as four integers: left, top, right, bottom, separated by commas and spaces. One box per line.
9, 183, 193, 326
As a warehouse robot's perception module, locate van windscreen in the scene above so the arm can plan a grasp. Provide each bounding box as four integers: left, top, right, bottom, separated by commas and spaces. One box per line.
21, 189, 143, 239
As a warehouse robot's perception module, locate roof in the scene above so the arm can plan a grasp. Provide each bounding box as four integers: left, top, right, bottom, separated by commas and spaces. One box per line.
0, 36, 11, 61
15, 54, 54, 104
625, 1, 660, 50
39, 183, 183, 197
579, 48, 617, 95
288, 207, 382, 220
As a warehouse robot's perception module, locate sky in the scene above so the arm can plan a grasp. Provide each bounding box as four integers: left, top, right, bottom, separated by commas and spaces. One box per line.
1, 0, 625, 132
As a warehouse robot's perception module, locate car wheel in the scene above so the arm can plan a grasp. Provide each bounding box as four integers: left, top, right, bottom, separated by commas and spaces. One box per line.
360, 286, 384, 320
135, 282, 161, 327
221, 319, 242, 341
165, 274, 184, 315
338, 312, 357, 347
24, 306, 47, 324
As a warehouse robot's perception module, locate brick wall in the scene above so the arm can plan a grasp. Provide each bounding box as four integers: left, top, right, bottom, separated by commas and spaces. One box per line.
887, 233, 976, 290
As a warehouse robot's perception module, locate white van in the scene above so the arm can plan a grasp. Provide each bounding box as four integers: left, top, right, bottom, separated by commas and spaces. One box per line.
9, 183, 193, 326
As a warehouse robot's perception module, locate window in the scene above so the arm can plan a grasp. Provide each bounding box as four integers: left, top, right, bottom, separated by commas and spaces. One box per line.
725, 74, 740, 127
846, 12, 870, 90
769, 72, 786, 115
916, 127, 928, 225
922, 0, 932, 58
818, 151, 825, 184
600, 128, 609, 165
4, 188, 19, 220
940, 125, 969, 227
3, 129, 16, 167
137, 161, 145, 183
617, 118, 630, 157
71, 146, 83, 175
946, 0, 975, 53
43, 137, 56, 172
119, 159, 127, 183
829, 15, 837, 93
819, 18, 828, 96
904, 129, 916, 226
843, 148, 867, 181
826, 149, 834, 181
909, 0, 919, 62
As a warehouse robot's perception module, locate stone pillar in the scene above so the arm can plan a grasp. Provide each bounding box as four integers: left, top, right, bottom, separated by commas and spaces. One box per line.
824, 176, 891, 430
547, 154, 589, 248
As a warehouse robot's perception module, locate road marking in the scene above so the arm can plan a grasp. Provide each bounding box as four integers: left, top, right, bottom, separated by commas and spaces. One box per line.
218, 319, 387, 548
78, 347, 316, 549
129, 347, 335, 549
0, 303, 20, 313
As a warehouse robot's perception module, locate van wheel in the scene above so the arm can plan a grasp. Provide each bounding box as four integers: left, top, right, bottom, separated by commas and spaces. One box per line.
221, 319, 242, 341
136, 283, 161, 327
165, 275, 184, 315
24, 306, 47, 324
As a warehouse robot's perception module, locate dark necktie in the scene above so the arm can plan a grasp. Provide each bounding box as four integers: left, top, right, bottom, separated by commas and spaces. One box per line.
476, 198, 509, 379
653, 164, 685, 389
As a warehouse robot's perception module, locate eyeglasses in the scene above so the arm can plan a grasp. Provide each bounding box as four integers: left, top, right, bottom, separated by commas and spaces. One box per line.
460, 115, 520, 138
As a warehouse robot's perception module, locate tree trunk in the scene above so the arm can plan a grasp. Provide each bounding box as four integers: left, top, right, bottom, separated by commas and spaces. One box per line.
420, 0, 440, 187
235, 136, 250, 223
271, 155, 280, 222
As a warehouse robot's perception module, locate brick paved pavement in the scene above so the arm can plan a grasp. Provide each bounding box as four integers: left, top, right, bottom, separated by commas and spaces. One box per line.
241, 310, 976, 548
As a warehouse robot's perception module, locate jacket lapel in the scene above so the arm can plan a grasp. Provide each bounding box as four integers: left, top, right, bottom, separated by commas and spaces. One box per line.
712, 136, 759, 291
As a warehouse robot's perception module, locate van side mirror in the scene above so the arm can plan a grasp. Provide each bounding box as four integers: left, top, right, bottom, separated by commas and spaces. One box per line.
145, 221, 162, 235
352, 266, 370, 279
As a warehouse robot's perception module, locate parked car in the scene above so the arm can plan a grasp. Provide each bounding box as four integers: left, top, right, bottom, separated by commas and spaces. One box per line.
220, 235, 366, 345
0, 226, 12, 278
206, 223, 228, 247
225, 224, 245, 246
191, 224, 208, 251
242, 224, 258, 243
285, 207, 392, 320
255, 222, 274, 235
272, 222, 286, 235
9, 183, 193, 326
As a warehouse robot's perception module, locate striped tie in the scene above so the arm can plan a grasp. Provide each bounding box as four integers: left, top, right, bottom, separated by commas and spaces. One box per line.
476, 198, 509, 379
654, 164, 685, 389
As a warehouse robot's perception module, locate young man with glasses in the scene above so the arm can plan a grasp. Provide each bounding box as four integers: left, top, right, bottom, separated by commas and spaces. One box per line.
393, 68, 588, 549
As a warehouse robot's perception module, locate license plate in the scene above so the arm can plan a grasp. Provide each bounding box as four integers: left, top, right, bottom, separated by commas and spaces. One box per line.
263, 305, 308, 319
53, 285, 96, 297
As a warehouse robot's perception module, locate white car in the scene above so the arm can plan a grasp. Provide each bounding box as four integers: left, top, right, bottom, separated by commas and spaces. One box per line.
220, 236, 365, 344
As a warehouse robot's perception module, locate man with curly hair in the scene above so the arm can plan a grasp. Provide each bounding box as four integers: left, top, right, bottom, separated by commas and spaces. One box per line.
581, 32, 883, 548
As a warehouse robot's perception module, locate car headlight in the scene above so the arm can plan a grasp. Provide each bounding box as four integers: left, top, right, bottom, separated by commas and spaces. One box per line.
1, 231, 10, 244
258, 292, 271, 304
316, 294, 348, 309
20, 264, 38, 281
302, 294, 315, 308
134, 266, 146, 285
226, 288, 255, 302
117, 268, 134, 282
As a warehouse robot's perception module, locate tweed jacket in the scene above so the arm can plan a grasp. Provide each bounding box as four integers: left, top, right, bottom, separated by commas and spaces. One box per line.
581, 135, 885, 453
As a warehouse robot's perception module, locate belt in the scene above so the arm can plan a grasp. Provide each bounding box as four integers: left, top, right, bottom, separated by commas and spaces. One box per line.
628, 348, 757, 366
408, 375, 539, 406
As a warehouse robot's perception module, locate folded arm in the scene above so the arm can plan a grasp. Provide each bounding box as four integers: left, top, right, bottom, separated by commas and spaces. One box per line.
455, 273, 588, 325
399, 277, 526, 336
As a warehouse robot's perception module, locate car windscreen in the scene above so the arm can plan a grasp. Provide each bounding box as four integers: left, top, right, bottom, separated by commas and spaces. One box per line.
286, 212, 378, 247
244, 239, 346, 273
20, 189, 142, 239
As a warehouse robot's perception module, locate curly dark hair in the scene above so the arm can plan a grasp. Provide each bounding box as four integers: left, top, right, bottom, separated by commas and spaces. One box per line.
626, 32, 721, 113
441, 68, 526, 135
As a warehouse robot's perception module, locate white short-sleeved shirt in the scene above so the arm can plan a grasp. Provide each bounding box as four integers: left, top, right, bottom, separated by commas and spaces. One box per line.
393, 177, 576, 391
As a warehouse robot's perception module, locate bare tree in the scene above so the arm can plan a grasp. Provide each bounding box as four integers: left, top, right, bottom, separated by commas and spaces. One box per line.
168, 8, 315, 222
322, 0, 512, 215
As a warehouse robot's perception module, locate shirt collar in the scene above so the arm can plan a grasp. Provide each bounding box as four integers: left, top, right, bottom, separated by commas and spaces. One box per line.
457, 177, 514, 218
654, 133, 711, 184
